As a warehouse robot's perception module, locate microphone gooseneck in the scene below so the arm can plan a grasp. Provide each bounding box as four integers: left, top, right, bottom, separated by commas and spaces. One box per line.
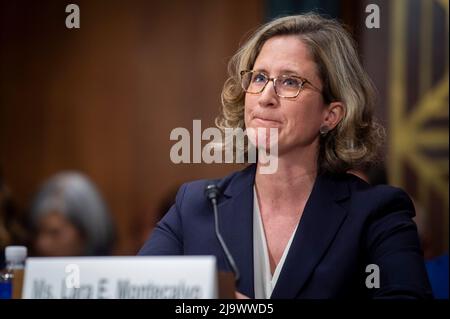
204, 184, 240, 283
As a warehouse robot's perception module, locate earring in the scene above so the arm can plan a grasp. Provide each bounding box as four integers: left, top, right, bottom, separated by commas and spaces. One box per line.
319, 125, 330, 135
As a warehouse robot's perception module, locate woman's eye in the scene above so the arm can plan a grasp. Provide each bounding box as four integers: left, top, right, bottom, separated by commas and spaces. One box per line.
253, 74, 266, 83
282, 77, 300, 87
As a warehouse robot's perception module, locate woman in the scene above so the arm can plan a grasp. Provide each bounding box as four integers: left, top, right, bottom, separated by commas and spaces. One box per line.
30, 171, 115, 257
139, 13, 432, 299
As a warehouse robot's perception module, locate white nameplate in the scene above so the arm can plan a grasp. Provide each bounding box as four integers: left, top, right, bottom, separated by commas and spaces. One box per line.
22, 256, 217, 299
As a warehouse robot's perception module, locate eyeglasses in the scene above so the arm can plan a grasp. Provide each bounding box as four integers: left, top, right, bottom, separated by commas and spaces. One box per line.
240, 70, 322, 99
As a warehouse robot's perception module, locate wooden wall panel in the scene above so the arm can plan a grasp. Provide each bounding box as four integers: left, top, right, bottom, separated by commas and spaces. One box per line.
0, 0, 264, 254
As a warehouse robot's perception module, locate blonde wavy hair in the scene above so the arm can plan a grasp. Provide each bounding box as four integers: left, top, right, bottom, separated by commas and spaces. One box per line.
215, 13, 385, 173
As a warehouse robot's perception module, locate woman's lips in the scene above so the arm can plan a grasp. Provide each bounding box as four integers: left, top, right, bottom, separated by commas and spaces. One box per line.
252, 116, 282, 126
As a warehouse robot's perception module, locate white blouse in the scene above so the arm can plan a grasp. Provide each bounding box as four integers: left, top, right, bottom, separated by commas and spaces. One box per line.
253, 186, 299, 299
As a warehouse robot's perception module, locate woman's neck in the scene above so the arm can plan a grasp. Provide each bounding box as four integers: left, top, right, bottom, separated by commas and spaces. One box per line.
255, 144, 318, 207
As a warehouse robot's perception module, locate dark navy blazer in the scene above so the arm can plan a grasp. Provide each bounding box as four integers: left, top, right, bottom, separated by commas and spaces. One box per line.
138, 165, 432, 299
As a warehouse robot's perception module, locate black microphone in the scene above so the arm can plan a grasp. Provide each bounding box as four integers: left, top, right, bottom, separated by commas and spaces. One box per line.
205, 184, 240, 282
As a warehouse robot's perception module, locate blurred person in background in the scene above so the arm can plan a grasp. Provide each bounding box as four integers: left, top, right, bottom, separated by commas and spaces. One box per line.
0, 171, 29, 269
413, 199, 449, 299
30, 171, 115, 257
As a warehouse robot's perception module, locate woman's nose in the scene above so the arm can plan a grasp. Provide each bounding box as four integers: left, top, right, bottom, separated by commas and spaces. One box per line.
257, 80, 279, 108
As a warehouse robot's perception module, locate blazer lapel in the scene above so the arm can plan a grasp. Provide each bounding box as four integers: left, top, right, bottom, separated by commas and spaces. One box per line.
216, 165, 257, 298
270, 173, 350, 299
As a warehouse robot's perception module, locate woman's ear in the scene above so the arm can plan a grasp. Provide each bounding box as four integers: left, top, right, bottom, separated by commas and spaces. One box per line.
322, 101, 345, 130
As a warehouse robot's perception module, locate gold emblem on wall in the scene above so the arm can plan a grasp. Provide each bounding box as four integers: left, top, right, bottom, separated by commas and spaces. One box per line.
389, 0, 448, 254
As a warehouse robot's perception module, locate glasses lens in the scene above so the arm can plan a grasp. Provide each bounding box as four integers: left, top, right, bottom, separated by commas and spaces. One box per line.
241, 71, 267, 94
275, 75, 302, 98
